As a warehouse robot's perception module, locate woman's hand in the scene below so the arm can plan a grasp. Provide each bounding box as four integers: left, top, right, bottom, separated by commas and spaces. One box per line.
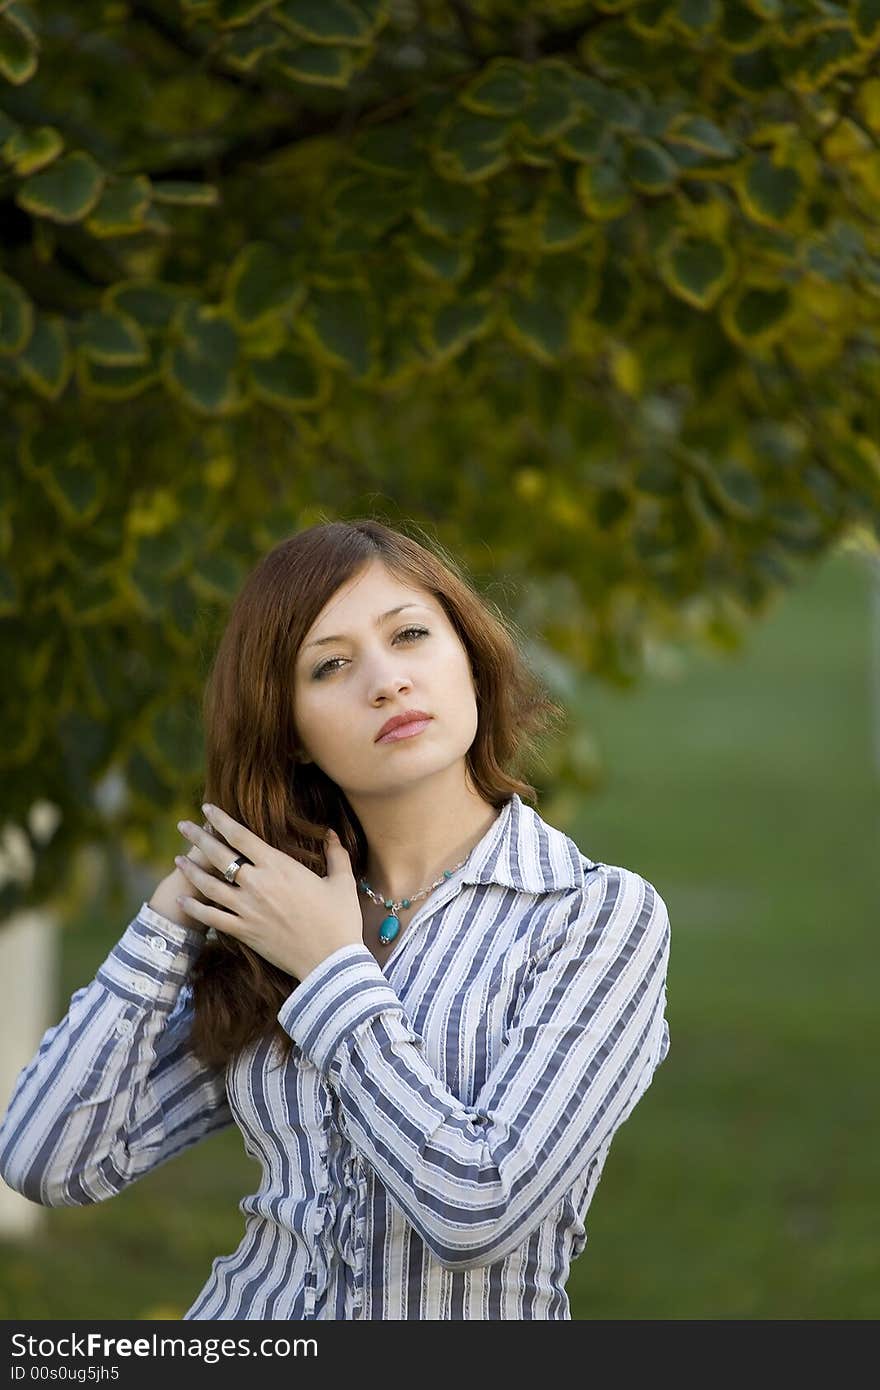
173, 804, 364, 981
176, 828, 225, 930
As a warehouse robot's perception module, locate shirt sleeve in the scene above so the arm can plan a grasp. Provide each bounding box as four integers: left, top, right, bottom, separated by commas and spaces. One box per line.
278, 864, 671, 1271
0, 902, 235, 1208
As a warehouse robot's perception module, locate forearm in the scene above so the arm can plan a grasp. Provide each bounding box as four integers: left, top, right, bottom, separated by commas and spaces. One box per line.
0, 907, 227, 1206
148, 867, 209, 934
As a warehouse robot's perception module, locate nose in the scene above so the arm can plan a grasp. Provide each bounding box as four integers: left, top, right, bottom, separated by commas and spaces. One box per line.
372, 675, 413, 704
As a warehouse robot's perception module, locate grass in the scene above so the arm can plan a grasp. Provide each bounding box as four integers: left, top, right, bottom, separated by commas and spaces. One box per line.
0, 542, 876, 1319
561, 541, 878, 1320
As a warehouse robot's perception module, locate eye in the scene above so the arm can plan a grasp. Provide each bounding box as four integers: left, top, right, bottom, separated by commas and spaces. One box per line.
312, 626, 430, 680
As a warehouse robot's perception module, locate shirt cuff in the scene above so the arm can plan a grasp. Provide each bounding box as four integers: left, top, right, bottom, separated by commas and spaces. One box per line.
94, 900, 207, 1010
277, 942, 412, 1076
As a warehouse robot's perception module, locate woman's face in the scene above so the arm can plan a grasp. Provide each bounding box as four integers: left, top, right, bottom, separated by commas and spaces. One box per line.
292, 558, 479, 799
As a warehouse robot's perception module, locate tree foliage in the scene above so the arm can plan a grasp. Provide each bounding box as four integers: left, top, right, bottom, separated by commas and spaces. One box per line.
2, 0, 879, 914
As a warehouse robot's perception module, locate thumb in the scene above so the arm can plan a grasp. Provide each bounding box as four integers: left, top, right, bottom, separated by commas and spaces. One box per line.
325, 827, 351, 867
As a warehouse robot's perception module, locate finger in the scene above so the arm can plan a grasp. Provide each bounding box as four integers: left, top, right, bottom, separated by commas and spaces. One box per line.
178, 819, 251, 878
324, 827, 353, 874
187, 843, 218, 872
201, 804, 266, 866
175, 855, 240, 911
175, 893, 241, 935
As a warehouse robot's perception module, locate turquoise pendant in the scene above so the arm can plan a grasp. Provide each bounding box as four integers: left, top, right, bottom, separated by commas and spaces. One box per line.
379, 914, 400, 944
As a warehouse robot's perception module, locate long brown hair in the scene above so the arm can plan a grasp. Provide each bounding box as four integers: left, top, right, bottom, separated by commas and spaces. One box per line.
187, 516, 566, 1070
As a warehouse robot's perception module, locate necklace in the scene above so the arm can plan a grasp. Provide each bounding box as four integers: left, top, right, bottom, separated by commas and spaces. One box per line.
358, 855, 470, 947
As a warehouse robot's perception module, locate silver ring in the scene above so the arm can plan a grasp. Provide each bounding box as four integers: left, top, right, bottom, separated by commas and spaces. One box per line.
222, 855, 248, 885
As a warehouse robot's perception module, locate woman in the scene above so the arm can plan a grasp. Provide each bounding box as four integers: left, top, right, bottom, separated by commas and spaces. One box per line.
0, 517, 671, 1320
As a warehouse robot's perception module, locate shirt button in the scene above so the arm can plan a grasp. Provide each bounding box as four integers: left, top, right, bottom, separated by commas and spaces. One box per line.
116, 1018, 133, 1035
149, 935, 167, 952
132, 976, 150, 993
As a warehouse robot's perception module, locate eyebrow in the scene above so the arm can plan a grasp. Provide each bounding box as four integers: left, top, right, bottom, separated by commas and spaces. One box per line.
302, 604, 431, 651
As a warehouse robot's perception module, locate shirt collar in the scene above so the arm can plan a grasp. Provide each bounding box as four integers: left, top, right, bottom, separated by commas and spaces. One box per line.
460, 792, 594, 895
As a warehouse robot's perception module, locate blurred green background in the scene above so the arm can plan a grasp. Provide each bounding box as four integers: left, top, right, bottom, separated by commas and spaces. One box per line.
1, 541, 876, 1320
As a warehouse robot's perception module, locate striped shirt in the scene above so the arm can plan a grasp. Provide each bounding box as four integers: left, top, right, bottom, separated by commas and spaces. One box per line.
0, 792, 671, 1320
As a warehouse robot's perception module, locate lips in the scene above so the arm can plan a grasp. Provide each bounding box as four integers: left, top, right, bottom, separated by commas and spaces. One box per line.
375, 709, 433, 742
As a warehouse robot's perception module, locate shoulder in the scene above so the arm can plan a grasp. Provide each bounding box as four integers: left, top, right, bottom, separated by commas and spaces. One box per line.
538, 862, 670, 962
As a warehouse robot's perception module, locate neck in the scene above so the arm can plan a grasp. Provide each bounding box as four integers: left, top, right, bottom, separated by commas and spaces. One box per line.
346, 766, 502, 903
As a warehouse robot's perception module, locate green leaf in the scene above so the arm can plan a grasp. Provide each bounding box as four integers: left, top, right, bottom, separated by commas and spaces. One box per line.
586, 22, 655, 76
0, 10, 37, 84
570, 76, 641, 131
626, 138, 679, 192
225, 243, 303, 326
149, 701, 203, 780
5, 4, 39, 44
222, 19, 285, 70
0, 559, 20, 617
105, 281, 183, 332
17, 314, 71, 398
432, 109, 510, 182
412, 175, 485, 240
84, 175, 152, 236
151, 180, 219, 206
664, 113, 736, 159
215, 0, 277, 25
673, 0, 720, 36
516, 63, 578, 144
350, 120, 420, 177
77, 310, 150, 366
855, 0, 880, 45
165, 574, 202, 645
629, 2, 676, 40
460, 58, 531, 116
356, 0, 390, 35
17, 152, 106, 224
0, 110, 20, 145
331, 175, 408, 233
727, 47, 781, 94
711, 461, 764, 517
786, 27, 861, 91
248, 348, 328, 411
190, 550, 247, 605
77, 356, 159, 400
377, 322, 430, 387
558, 111, 609, 161
535, 188, 591, 252
60, 711, 115, 794
719, 2, 765, 50
0, 273, 33, 355
506, 292, 568, 363
274, 0, 372, 45
125, 746, 171, 805
723, 284, 792, 344
658, 234, 733, 308
405, 234, 472, 282
163, 304, 241, 414
576, 160, 633, 219
738, 152, 802, 225
636, 456, 680, 497
304, 287, 374, 376
429, 300, 493, 358
2, 125, 63, 176
37, 440, 102, 524
592, 262, 635, 329
274, 42, 358, 86
324, 223, 377, 254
